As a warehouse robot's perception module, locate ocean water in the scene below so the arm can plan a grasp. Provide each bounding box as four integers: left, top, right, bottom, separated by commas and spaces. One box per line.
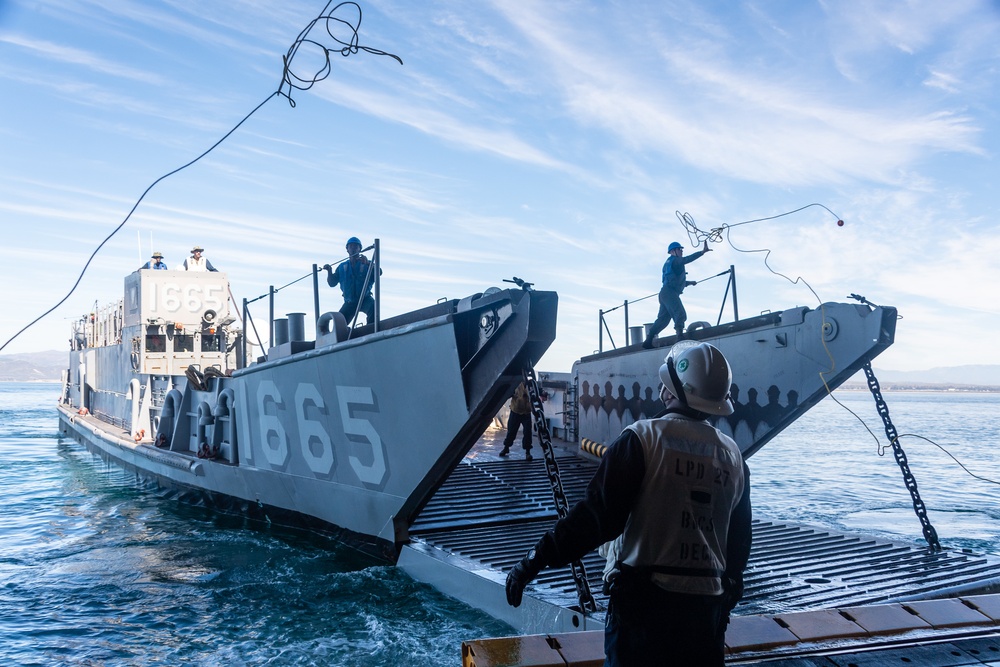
0, 383, 510, 666
1, 382, 998, 665
749, 388, 1000, 557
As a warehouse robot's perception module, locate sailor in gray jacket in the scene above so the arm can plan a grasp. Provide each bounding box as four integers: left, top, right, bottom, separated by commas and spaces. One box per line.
506, 342, 752, 666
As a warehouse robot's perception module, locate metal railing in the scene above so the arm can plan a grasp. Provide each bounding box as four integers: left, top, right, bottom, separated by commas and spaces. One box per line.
597, 264, 739, 353
241, 239, 381, 365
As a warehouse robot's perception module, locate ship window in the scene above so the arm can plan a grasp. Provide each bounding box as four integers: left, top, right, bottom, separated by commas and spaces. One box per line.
201, 334, 222, 352
175, 334, 195, 352
145, 335, 166, 353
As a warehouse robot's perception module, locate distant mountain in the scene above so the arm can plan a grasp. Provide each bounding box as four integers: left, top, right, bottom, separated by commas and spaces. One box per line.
868, 365, 1000, 387
0, 350, 67, 382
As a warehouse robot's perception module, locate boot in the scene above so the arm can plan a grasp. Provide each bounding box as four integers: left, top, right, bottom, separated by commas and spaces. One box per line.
499, 446, 510, 457
641, 336, 654, 350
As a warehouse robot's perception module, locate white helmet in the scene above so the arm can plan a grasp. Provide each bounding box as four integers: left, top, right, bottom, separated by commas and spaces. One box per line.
658, 341, 734, 416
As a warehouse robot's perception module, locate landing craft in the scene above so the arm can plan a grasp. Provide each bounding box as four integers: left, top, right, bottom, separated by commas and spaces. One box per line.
574, 301, 897, 458
58, 251, 1000, 635
59, 252, 557, 559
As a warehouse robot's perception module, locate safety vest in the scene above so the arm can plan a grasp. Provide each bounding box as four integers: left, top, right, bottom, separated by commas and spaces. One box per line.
618, 415, 745, 595
185, 256, 210, 272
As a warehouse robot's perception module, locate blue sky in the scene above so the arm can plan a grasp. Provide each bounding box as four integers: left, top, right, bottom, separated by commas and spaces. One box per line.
0, 0, 997, 373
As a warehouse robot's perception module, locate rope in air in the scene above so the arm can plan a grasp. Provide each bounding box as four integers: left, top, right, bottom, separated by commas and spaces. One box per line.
0, 1, 402, 355
682, 205, 997, 550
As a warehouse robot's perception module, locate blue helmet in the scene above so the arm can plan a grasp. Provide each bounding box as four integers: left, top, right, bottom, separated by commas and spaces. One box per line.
668, 241, 683, 251
346, 236, 362, 248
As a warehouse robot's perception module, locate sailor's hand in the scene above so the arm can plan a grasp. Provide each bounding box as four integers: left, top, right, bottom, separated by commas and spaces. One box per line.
686, 280, 697, 287
703, 240, 711, 252
322, 264, 332, 271
722, 575, 743, 614
505, 548, 544, 607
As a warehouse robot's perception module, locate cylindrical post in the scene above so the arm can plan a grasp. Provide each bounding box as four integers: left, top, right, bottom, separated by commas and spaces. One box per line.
268, 286, 275, 349
598, 309, 604, 353
273, 318, 289, 346
242, 298, 248, 368
629, 326, 644, 346
624, 300, 631, 347
312, 263, 321, 338
287, 312, 306, 342
373, 238, 380, 332
730, 264, 739, 321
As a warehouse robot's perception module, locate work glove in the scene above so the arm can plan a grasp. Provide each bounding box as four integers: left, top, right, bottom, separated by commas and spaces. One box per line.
505, 548, 544, 607
686, 280, 697, 286
322, 264, 332, 271
721, 575, 743, 614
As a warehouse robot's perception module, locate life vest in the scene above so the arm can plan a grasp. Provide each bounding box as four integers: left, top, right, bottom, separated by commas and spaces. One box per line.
617, 414, 745, 595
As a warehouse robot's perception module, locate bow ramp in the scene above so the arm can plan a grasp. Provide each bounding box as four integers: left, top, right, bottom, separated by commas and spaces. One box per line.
399, 302, 1000, 634
402, 447, 1000, 636
575, 302, 898, 457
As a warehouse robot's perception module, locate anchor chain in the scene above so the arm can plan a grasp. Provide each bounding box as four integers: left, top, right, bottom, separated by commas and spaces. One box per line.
523, 366, 599, 614
862, 362, 942, 552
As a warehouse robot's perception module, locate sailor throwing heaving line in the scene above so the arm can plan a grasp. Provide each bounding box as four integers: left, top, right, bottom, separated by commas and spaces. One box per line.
643, 240, 711, 349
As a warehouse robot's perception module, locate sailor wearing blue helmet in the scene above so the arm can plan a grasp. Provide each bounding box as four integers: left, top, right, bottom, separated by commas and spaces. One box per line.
323, 236, 381, 325
642, 239, 711, 349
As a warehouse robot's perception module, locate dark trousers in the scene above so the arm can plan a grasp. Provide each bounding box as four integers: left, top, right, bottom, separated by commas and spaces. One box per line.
340, 295, 375, 324
647, 287, 686, 339
503, 411, 533, 451
604, 575, 727, 666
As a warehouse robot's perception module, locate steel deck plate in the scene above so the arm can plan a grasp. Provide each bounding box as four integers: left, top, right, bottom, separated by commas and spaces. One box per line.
411, 454, 1000, 618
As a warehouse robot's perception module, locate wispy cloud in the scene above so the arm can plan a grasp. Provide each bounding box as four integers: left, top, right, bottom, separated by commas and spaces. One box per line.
0, 34, 167, 83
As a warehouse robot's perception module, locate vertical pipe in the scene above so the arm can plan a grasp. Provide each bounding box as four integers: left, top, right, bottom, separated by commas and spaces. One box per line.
268, 286, 275, 349
242, 298, 248, 368
730, 264, 739, 321
373, 238, 380, 332
598, 309, 604, 353
623, 300, 629, 346
312, 264, 320, 339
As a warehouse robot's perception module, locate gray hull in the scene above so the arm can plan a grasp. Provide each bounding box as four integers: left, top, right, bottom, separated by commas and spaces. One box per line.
59, 275, 557, 560
575, 302, 897, 457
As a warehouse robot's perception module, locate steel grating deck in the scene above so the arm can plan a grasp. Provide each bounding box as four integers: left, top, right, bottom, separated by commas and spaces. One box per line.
409, 454, 1000, 617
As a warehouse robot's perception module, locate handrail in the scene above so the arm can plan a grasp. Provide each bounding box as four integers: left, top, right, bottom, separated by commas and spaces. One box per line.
597, 265, 739, 353
240, 238, 382, 364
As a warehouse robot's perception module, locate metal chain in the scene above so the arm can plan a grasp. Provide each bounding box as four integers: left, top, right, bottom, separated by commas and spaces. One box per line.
863, 362, 942, 552
523, 366, 599, 614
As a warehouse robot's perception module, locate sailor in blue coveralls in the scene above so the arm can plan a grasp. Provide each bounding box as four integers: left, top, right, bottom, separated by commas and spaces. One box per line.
506, 342, 752, 666
643, 240, 712, 348
324, 236, 381, 325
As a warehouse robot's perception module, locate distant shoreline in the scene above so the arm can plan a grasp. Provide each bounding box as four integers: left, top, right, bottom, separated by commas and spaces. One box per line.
837, 383, 1000, 393
3, 379, 999, 393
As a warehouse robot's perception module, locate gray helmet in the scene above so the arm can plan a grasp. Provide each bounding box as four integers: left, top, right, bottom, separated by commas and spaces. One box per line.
668, 241, 683, 252
346, 236, 362, 248
658, 341, 734, 415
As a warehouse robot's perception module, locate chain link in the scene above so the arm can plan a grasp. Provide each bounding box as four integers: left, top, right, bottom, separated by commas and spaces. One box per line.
863, 362, 941, 552
523, 366, 599, 614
